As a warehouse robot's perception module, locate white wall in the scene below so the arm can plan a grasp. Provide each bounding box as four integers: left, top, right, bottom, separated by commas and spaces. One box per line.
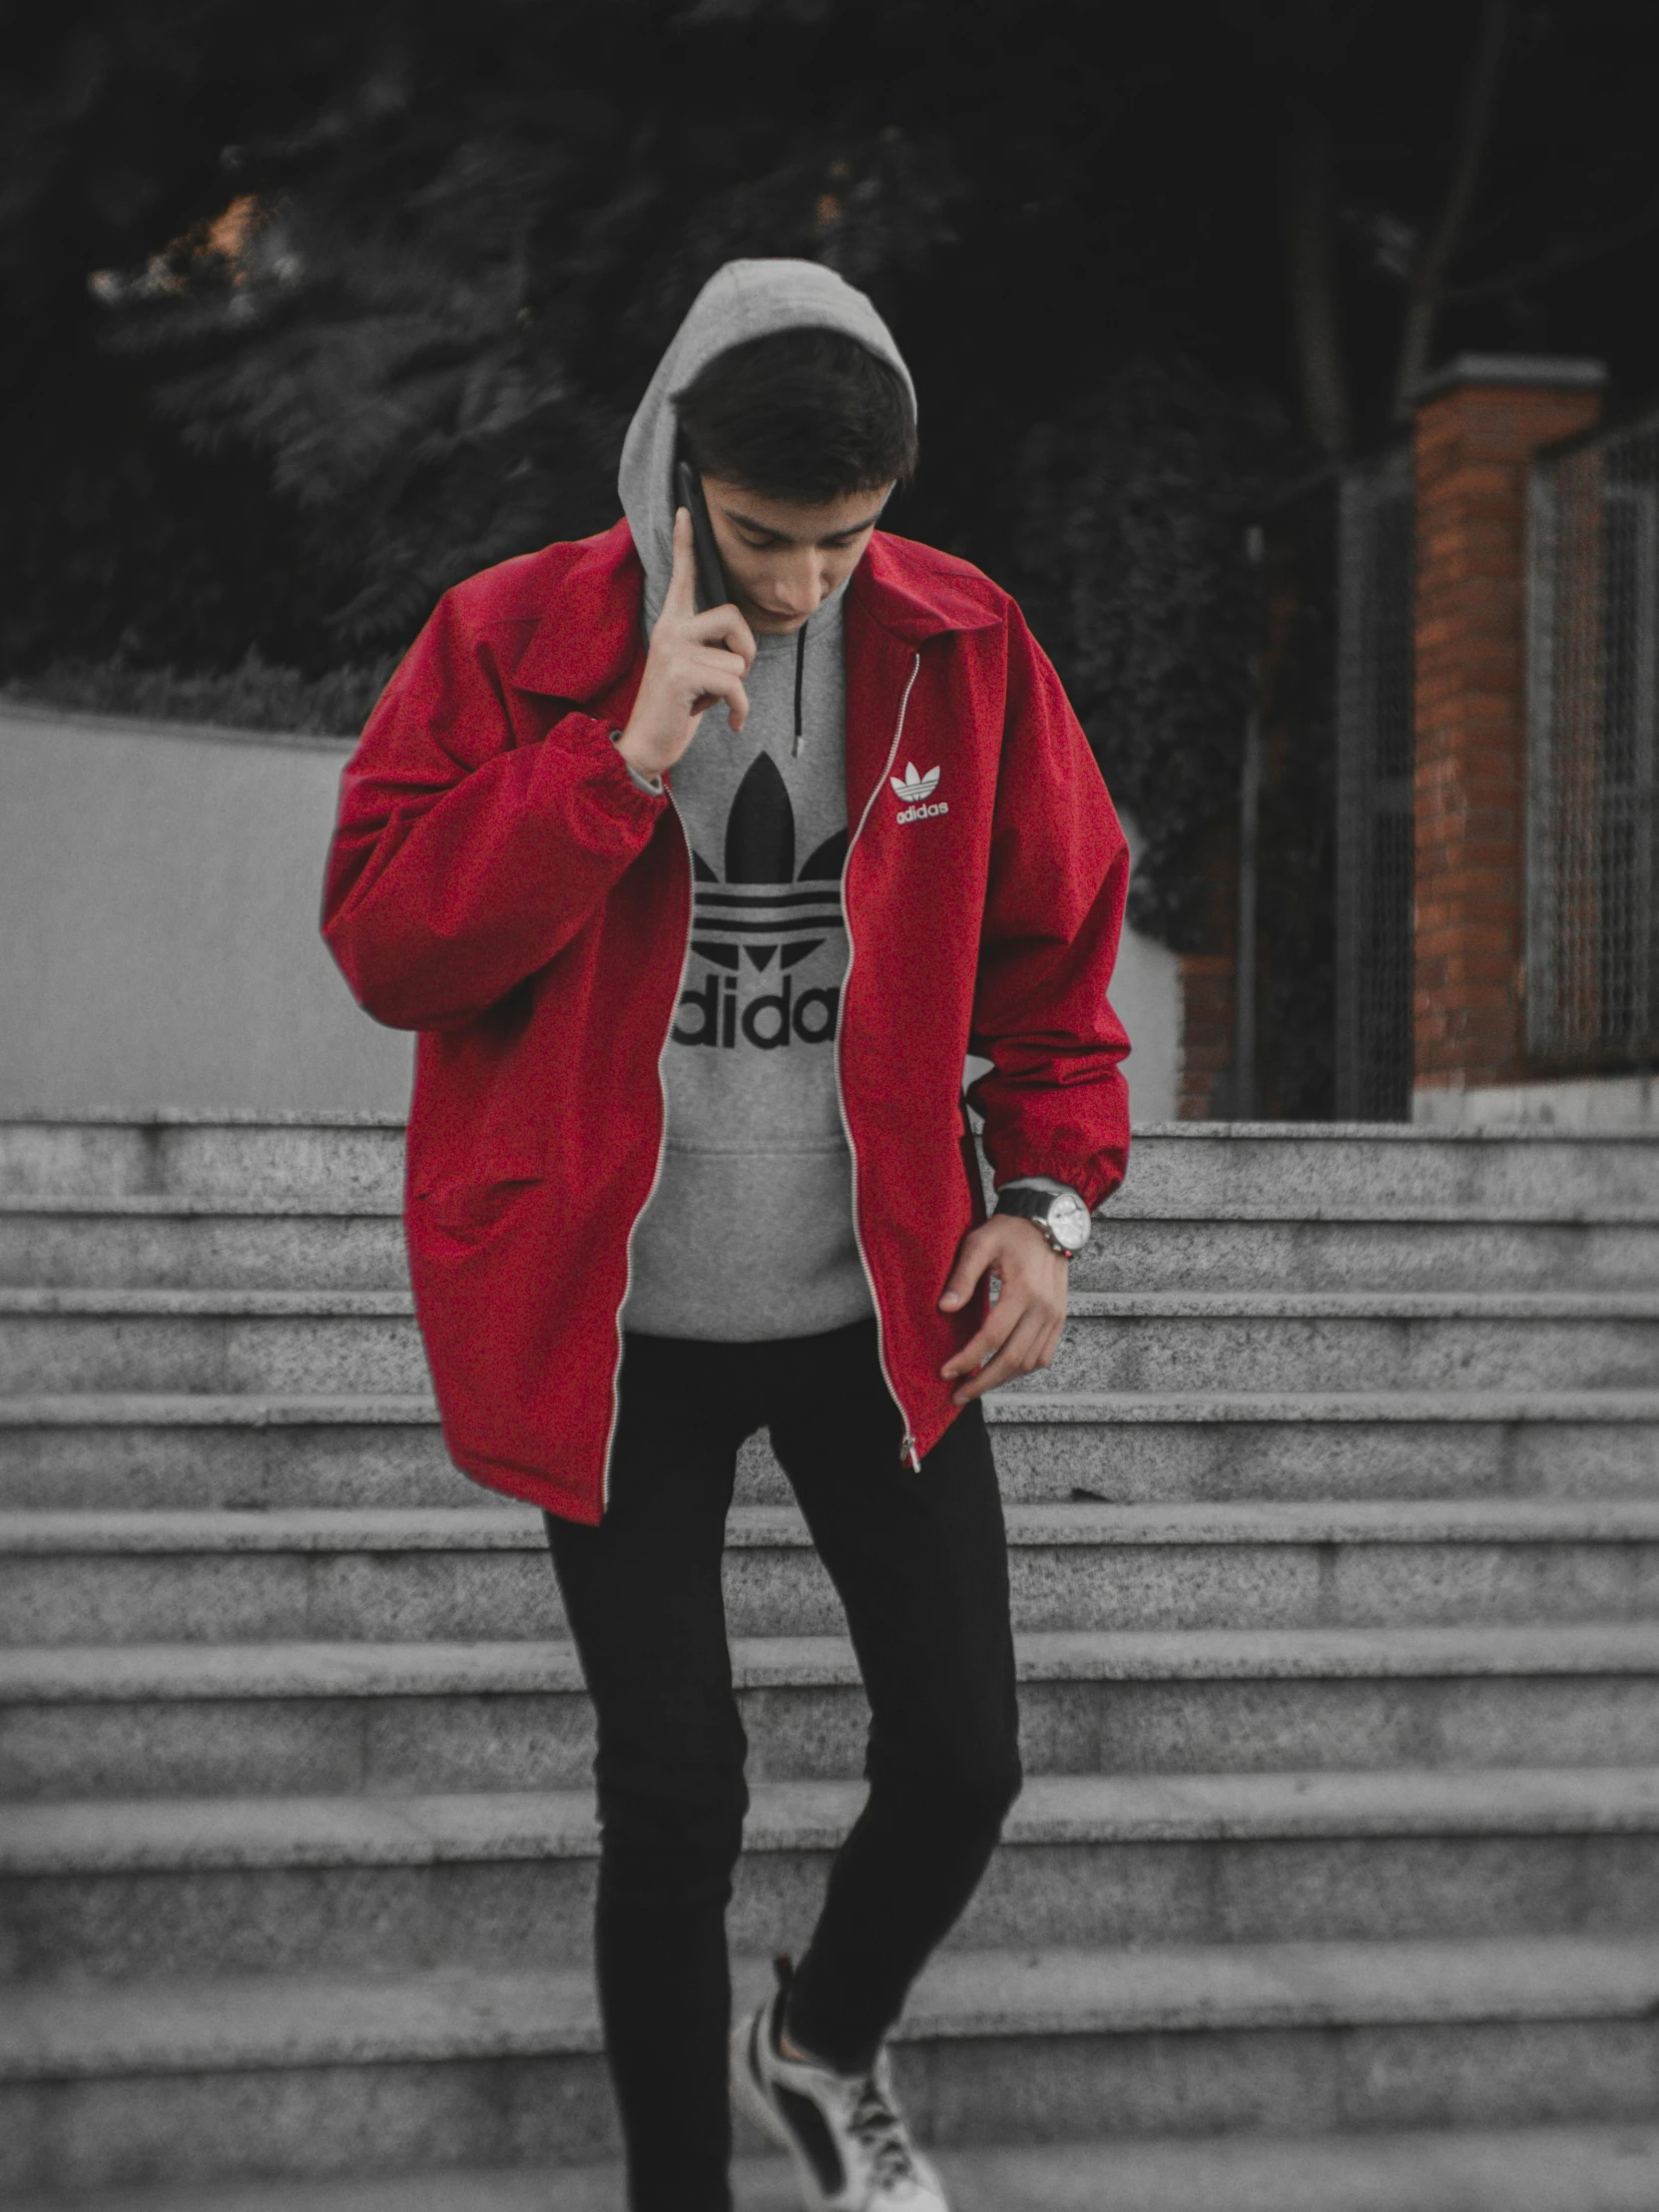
1414, 1074, 1659, 1131
0, 703, 412, 1115
0, 702, 1180, 1121
1108, 811, 1180, 1124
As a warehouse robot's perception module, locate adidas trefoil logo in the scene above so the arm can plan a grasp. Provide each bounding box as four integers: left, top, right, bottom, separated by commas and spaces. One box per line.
673, 754, 846, 1052
890, 761, 940, 802
890, 760, 948, 824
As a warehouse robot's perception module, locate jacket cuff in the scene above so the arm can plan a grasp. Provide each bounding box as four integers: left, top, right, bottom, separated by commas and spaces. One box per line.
554, 713, 668, 833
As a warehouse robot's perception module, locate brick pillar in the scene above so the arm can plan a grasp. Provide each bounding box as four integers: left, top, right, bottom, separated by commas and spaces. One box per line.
1410, 353, 1604, 1099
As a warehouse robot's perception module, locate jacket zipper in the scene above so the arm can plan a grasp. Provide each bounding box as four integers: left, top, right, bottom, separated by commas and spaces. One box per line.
600, 792, 696, 1510
837, 650, 923, 1469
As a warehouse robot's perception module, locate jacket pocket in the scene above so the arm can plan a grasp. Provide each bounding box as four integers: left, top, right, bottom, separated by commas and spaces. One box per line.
411, 1173, 547, 1254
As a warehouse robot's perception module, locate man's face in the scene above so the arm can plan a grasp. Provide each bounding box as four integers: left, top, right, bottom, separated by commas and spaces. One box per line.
700, 476, 892, 635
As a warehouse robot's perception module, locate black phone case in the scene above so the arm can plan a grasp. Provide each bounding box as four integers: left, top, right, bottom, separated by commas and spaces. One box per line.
675, 458, 731, 612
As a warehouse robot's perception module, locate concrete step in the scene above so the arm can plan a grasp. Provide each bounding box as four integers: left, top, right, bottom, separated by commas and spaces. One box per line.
12, 2127, 1658, 2212
994, 1390, 1659, 1500
5, 1767, 1656, 1983
6, 1286, 1659, 1395
3, 1390, 1655, 1508
1122, 1126, 1659, 1212
0, 1199, 409, 1291
6, 1499, 1659, 1645
1037, 1290, 1659, 1392
5, 1624, 1659, 1801
0, 1289, 429, 1394
0, 1114, 407, 1205
4, 1936, 1658, 2192
9, 1192, 1659, 1293
1077, 1208, 1659, 1290
5, 1115, 1657, 1210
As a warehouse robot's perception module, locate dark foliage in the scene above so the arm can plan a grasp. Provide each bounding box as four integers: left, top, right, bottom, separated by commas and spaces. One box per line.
1257, 486, 1341, 1118
64, 7, 967, 653
1015, 358, 1306, 949
3, 650, 397, 737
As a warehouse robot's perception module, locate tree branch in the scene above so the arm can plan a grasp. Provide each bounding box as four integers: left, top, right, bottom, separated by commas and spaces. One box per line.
1446, 193, 1659, 303
1390, 0, 1510, 418
1281, 92, 1353, 455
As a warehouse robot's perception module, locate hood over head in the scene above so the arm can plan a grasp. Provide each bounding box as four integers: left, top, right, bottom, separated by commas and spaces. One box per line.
617, 258, 915, 631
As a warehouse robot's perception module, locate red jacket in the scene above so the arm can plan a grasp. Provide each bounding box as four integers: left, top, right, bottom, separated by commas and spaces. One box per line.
321, 520, 1131, 1523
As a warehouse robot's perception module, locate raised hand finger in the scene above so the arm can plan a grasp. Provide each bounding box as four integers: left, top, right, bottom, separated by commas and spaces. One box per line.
666, 508, 698, 616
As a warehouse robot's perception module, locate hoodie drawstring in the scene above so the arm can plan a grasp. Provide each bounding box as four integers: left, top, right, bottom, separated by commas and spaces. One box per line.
793, 625, 806, 758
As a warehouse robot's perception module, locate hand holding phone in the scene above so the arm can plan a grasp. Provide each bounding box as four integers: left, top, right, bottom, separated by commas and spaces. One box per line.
615, 507, 757, 782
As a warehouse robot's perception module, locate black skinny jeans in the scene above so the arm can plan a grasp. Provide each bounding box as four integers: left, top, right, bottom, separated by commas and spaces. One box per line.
543, 1318, 1022, 2212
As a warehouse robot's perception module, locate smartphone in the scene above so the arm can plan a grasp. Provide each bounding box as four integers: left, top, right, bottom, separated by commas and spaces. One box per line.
675, 457, 732, 613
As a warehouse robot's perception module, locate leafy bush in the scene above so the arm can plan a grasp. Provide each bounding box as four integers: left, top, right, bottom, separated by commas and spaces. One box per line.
3, 648, 397, 737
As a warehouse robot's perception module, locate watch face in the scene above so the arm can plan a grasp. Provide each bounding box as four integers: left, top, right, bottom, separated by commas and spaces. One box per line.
1049, 1191, 1091, 1253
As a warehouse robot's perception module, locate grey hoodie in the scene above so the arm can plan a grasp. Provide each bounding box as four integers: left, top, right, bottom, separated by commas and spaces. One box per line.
615, 260, 914, 1341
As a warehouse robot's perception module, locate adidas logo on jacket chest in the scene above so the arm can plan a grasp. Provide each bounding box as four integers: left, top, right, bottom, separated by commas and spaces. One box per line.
890, 761, 947, 825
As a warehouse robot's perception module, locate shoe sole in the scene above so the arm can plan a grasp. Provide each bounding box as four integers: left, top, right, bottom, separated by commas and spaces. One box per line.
729, 2003, 797, 2154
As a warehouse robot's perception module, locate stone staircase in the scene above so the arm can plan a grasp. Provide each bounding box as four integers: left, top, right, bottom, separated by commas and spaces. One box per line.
2, 1110, 1659, 2211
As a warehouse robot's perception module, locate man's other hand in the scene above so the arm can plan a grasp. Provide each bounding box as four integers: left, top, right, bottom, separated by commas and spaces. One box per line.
616, 507, 757, 782
938, 1214, 1069, 1405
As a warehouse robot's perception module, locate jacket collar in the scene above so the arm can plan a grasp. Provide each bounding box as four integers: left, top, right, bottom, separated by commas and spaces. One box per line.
508, 522, 644, 703
850, 531, 1003, 646
508, 518, 999, 705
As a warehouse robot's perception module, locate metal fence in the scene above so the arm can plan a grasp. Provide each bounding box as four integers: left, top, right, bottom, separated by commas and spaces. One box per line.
1528, 410, 1659, 1071
1335, 443, 1415, 1119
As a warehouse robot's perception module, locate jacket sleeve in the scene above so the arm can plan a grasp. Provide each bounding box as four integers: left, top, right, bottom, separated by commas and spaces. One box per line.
319, 590, 666, 1031
965, 604, 1132, 1213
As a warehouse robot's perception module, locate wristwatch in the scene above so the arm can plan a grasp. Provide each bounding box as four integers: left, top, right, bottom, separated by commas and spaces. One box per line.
994, 1184, 1092, 1258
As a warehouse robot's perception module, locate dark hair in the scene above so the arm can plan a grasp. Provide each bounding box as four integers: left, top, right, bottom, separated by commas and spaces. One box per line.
674, 325, 917, 503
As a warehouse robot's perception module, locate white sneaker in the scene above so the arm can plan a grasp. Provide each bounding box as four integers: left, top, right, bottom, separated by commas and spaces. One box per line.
730, 1955, 949, 2210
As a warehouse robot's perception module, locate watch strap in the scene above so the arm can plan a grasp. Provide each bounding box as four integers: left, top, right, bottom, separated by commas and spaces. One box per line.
993, 1183, 1084, 1256
994, 1185, 1057, 1226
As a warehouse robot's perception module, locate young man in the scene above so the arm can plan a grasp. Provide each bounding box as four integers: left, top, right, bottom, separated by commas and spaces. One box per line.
322, 258, 1130, 2212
